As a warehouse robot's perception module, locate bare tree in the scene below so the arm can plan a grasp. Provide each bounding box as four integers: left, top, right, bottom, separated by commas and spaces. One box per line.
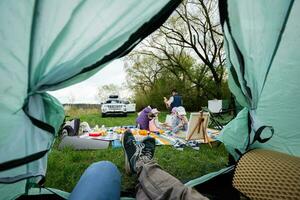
125, 55, 163, 93
130, 0, 225, 98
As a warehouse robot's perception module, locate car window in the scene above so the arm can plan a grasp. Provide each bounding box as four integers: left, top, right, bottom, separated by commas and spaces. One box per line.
106, 100, 122, 104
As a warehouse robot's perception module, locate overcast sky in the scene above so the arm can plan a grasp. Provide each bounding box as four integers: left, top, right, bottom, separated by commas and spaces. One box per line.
49, 59, 129, 104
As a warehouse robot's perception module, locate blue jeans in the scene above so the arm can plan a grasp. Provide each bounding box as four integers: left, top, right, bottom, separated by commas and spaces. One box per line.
69, 161, 121, 200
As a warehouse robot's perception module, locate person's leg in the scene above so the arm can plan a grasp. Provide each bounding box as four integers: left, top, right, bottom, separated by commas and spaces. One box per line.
69, 161, 121, 200
122, 130, 207, 200
136, 161, 207, 200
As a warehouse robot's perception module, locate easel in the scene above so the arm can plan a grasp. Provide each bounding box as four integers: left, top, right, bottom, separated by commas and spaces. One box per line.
187, 111, 211, 147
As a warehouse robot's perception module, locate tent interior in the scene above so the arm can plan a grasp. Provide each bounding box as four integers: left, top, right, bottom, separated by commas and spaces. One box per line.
0, 0, 299, 199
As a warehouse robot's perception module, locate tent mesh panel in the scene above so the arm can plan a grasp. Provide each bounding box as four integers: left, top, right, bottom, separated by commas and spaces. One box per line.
233, 149, 300, 200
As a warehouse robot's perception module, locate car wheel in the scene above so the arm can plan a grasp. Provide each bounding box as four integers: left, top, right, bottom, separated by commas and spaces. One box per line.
123, 112, 127, 117
102, 113, 106, 118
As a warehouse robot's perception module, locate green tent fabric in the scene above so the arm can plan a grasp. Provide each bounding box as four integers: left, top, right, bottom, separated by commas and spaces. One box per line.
0, 0, 181, 199
185, 166, 234, 188
218, 0, 300, 159
1, 0, 300, 199
185, 0, 300, 190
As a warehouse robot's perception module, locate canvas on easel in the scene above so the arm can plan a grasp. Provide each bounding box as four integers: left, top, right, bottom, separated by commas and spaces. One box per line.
186, 111, 210, 143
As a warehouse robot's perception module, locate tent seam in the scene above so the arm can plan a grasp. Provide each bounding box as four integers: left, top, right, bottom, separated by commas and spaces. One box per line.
26, 0, 39, 194
259, 0, 294, 96
27, 0, 39, 94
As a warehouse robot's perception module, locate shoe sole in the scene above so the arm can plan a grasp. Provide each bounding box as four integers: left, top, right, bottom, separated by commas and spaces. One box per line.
121, 134, 132, 175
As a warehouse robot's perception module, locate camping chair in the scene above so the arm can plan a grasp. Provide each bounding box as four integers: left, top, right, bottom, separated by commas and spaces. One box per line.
202, 107, 235, 131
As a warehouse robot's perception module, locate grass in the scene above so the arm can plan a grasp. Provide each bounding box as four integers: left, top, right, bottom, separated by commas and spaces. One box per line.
45, 108, 229, 193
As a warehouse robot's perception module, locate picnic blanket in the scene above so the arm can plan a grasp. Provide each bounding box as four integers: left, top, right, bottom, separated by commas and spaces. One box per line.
79, 128, 175, 145
175, 128, 220, 143
79, 126, 220, 146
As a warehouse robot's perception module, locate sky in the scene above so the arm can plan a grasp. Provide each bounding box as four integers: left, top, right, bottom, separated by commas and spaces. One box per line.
49, 59, 130, 104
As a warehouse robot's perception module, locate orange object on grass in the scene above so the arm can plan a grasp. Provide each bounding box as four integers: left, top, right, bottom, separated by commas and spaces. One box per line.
139, 130, 148, 136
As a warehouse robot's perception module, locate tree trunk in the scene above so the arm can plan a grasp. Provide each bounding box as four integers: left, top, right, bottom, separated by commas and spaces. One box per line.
215, 80, 223, 99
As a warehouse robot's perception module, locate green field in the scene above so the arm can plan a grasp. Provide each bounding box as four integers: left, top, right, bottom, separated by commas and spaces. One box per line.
45, 108, 229, 194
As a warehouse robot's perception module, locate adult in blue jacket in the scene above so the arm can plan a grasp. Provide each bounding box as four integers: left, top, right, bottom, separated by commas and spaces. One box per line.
164, 89, 182, 109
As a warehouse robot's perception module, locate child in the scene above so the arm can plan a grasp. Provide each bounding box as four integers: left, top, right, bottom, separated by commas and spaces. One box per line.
149, 108, 162, 132
136, 106, 156, 131
172, 106, 188, 133
163, 107, 178, 130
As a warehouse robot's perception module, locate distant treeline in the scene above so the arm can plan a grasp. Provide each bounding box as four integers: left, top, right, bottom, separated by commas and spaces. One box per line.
63, 104, 101, 110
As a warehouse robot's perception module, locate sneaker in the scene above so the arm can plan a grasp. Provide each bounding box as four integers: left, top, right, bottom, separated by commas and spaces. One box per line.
122, 130, 143, 174
173, 140, 186, 151
187, 140, 200, 150
141, 137, 156, 162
